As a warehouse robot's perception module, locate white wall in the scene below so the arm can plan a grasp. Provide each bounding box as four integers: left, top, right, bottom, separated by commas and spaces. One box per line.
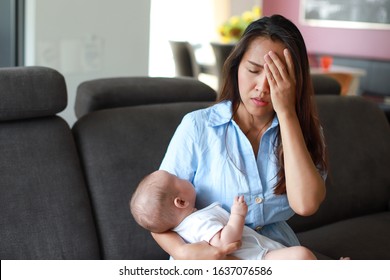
230, 0, 262, 16
25, 0, 151, 125
148, 0, 262, 79
149, 0, 221, 78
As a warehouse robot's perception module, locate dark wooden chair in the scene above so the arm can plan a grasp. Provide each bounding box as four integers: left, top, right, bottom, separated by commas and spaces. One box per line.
210, 42, 235, 87
169, 41, 215, 78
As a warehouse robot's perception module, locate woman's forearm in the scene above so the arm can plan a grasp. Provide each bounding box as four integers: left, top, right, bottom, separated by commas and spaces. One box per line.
151, 231, 187, 259
152, 231, 240, 260
278, 111, 326, 216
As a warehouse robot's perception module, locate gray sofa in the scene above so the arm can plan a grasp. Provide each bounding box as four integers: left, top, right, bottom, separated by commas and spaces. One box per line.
1, 66, 389, 260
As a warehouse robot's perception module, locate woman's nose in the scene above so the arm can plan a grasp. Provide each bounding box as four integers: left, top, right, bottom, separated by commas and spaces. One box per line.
255, 73, 269, 93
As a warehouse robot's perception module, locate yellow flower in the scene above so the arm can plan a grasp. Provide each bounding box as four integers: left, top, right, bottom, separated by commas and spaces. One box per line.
218, 5, 262, 43
252, 6, 262, 18
242, 11, 254, 23
229, 16, 240, 25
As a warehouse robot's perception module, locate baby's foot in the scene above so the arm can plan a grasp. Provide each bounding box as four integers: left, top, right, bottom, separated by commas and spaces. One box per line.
231, 195, 248, 217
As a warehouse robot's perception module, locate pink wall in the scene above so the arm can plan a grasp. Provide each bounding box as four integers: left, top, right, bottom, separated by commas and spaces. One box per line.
263, 0, 390, 61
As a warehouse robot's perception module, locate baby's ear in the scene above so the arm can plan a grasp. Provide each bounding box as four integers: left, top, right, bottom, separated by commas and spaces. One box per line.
174, 197, 189, 208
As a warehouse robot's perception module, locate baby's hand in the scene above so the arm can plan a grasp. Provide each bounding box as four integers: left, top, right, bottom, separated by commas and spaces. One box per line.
231, 195, 248, 217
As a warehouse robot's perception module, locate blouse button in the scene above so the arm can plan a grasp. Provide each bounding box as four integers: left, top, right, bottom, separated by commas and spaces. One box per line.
255, 197, 263, 204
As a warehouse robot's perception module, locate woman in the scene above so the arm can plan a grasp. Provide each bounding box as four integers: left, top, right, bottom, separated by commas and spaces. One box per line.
153, 14, 327, 259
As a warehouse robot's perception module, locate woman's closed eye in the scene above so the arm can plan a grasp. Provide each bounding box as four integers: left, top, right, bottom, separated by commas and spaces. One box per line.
247, 61, 263, 74
247, 67, 262, 74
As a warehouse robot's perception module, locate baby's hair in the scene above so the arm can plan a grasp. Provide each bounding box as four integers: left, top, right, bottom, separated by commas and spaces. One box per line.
130, 172, 179, 233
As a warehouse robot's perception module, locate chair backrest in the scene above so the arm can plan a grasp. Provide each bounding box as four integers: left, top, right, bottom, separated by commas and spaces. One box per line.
75, 76, 217, 119
326, 73, 354, 95
210, 42, 235, 87
72, 102, 211, 259
0, 66, 100, 259
311, 74, 341, 95
169, 41, 200, 77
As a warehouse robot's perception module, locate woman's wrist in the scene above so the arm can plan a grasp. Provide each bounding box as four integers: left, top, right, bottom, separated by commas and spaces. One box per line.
276, 108, 297, 122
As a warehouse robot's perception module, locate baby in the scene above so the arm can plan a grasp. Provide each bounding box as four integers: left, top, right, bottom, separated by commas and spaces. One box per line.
130, 170, 317, 260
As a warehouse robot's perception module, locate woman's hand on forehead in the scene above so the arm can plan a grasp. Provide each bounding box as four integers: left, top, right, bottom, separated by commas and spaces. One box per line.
263, 48, 296, 116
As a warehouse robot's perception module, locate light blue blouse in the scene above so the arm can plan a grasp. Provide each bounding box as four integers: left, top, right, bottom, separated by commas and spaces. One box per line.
160, 100, 300, 246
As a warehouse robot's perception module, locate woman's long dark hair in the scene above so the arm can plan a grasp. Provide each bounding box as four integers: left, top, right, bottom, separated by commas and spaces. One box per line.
217, 14, 327, 195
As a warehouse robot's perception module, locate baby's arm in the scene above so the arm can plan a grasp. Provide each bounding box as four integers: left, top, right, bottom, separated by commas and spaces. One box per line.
209, 196, 247, 247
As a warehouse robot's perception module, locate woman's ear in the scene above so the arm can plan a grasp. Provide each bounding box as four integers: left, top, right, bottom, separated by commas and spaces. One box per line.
174, 197, 189, 208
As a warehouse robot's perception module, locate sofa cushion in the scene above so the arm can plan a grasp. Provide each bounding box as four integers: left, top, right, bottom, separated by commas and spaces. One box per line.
74, 76, 217, 119
0, 66, 100, 259
0, 66, 67, 121
72, 102, 211, 259
289, 96, 390, 234
297, 211, 390, 260
0, 117, 101, 259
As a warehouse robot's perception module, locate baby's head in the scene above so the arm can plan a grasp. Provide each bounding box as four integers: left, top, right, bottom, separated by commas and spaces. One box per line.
130, 170, 196, 233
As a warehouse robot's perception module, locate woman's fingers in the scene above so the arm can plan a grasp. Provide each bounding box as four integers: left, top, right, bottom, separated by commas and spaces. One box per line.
264, 63, 276, 89
264, 51, 288, 83
264, 49, 296, 115
264, 50, 296, 92
264, 53, 279, 84
284, 48, 295, 81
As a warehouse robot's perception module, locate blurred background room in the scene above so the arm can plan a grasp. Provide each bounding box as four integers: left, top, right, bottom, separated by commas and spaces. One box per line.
1, 0, 389, 125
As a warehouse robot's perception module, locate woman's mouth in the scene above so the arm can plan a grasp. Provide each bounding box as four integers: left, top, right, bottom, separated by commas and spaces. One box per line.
251, 98, 269, 107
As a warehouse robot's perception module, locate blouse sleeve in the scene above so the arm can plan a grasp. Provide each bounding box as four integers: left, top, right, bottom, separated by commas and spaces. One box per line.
159, 113, 198, 183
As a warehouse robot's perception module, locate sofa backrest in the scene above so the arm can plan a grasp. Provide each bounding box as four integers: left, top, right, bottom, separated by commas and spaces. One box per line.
0, 66, 100, 259
311, 74, 341, 95
72, 102, 211, 259
74, 76, 217, 119
289, 95, 390, 232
